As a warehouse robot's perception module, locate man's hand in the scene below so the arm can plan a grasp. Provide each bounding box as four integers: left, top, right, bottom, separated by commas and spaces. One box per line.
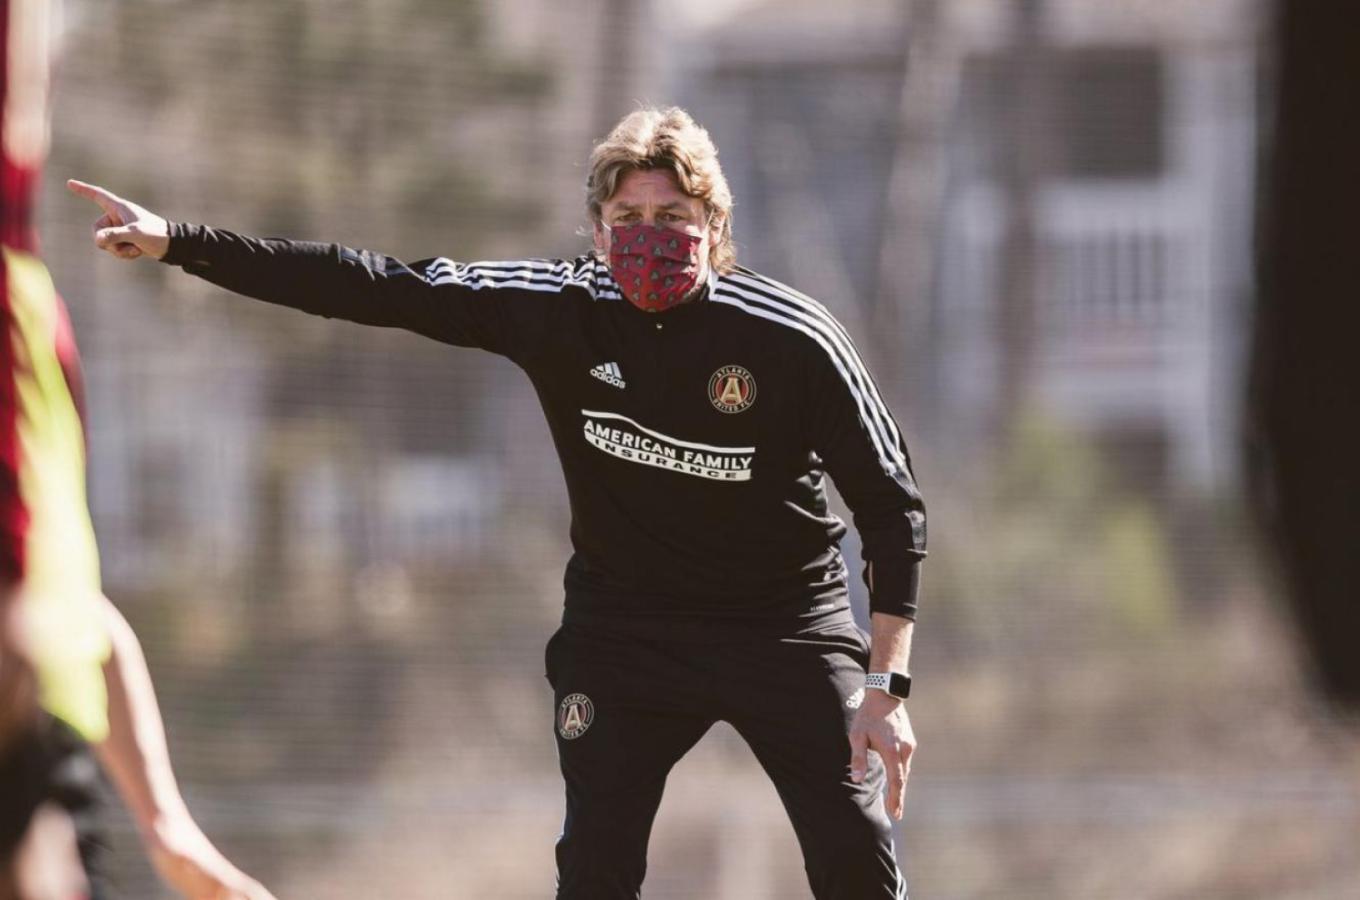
66, 180, 170, 261
848, 689, 916, 821
146, 814, 279, 900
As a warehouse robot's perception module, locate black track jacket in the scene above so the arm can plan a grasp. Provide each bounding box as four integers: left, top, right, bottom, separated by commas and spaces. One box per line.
162, 224, 927, 633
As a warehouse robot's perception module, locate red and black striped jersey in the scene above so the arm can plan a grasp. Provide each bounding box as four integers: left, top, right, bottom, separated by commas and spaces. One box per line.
163, 223, 927, 631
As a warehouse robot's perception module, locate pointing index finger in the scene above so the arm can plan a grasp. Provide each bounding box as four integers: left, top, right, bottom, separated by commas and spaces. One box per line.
66, 179, 122, 214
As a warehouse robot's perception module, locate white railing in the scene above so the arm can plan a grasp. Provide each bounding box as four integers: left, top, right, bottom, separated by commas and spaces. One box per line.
1039, 184, 1207, 343
941, 182, 1210, 347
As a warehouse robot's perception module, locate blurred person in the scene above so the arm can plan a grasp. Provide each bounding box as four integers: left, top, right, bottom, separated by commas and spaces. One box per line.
1, 1, 276, 897
72, 106, 926, 900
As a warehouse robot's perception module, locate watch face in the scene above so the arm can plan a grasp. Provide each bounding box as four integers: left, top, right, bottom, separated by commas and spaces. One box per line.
888, 672, 912, 699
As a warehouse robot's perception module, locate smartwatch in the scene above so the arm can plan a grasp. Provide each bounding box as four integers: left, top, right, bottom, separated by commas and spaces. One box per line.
866, 671, 912, 700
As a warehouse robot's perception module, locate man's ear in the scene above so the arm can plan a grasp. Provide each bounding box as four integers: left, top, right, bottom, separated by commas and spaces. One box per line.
705, 216, 725, 269
708, 215, 725, 248
592, 220, 608, 254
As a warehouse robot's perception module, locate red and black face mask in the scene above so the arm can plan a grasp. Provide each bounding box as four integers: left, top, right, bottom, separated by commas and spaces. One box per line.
606, 223, 704, 312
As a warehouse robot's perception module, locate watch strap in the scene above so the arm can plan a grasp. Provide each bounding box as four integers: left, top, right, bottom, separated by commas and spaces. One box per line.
866, 671, 912, 700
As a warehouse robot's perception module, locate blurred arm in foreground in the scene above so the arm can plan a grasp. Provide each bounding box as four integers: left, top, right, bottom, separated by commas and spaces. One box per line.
96, 595, 278, 900
1, 588, 276, 900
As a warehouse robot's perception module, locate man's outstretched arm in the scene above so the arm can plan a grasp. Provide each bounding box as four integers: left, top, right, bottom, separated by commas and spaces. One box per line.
66, 179, 554, 358
95, 594, 277, 900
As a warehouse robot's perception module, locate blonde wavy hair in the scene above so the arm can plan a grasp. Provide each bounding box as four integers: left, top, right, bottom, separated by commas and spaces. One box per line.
586, 107, 736, 274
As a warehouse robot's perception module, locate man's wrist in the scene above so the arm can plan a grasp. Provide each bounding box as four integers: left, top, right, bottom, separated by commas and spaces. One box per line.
158, 221, 196, 266
866, 671, 912, 700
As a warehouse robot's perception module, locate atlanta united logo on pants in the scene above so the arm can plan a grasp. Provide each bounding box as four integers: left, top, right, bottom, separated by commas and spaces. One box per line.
558, 693, 595, 740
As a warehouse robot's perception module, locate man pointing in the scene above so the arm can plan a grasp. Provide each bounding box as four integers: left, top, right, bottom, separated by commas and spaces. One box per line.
72, 106, 926, 900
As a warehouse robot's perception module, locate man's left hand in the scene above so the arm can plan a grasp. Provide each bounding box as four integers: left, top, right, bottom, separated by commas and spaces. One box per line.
848, 690, 916, 820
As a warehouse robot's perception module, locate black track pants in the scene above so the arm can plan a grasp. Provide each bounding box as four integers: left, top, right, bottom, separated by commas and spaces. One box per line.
545, 622, 906, 900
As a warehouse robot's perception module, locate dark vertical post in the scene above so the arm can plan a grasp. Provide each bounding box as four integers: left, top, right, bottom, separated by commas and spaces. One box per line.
1249, 1, 1360, 709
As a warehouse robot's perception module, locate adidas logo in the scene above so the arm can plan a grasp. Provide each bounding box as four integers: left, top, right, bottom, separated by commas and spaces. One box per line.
590, 362, 626, 389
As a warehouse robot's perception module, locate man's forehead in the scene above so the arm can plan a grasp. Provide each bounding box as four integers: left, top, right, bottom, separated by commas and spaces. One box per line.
605, 169, 699, 206
610, 197, 692, 210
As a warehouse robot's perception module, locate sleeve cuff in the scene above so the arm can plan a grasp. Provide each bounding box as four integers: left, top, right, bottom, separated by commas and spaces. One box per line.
865, 555, 921, 620
159, 221, 204, 267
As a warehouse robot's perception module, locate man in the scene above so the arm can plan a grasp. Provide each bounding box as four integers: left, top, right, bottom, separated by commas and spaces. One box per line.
1, 1, 276, 897
72, 105, 926, 899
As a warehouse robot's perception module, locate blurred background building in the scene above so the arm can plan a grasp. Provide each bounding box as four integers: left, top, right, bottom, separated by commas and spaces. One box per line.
34, 0, 1359, 897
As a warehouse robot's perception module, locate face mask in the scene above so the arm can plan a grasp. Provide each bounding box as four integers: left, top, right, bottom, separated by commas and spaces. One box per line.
606, 223, 705, 312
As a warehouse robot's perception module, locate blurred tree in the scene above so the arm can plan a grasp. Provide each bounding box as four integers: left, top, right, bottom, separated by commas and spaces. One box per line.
926, 414, 1177, 655
872, 0, 960, 418
995, 0, 1050, 441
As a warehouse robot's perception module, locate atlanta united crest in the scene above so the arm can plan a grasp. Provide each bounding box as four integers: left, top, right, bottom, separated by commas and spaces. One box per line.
708, 365, 757, 414
557, 693, 595, 740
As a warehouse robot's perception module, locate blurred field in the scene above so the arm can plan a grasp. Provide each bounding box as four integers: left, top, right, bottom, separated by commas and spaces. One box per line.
38, 0, 1360, 897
